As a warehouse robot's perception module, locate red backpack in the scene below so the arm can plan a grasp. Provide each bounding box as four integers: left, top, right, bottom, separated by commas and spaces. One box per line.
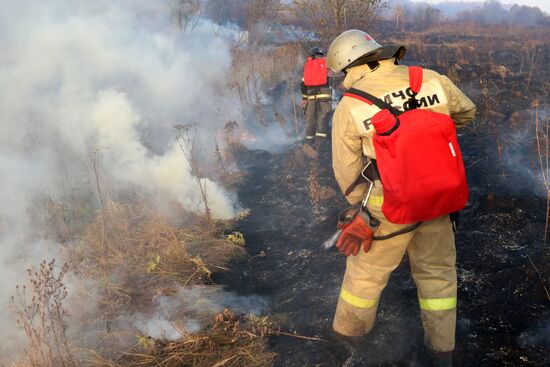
344, 67, 468, 224
303, 57, 328, 87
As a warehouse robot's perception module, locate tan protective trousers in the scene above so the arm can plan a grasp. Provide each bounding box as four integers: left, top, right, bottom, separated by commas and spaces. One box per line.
305, 98, 332, 140
333, 185, 457, 352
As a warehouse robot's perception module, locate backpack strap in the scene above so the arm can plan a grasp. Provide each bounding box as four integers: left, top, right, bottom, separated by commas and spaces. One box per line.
373, 221, 422, 241
344, 88, 402, 116
345, 67, 424, 113
407, 66, 423, 110
408, 66, 423, 94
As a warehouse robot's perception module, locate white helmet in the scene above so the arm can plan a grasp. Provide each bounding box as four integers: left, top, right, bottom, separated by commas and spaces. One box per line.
326, 30, 406, 72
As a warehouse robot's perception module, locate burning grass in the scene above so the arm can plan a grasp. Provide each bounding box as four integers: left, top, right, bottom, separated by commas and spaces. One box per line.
10, 196, 275, 366
8, 118, 279, 366
64, 200, 246, 323
97, 309, 277, 367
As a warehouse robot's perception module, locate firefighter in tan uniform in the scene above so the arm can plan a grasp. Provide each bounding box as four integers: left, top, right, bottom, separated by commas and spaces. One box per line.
326, 30, 476, 366
301, 47, 332, 145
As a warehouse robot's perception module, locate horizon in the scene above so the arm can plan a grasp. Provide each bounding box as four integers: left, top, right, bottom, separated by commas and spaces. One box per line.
407, 0, 550, 14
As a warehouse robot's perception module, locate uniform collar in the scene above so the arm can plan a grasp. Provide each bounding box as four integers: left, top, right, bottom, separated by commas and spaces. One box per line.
342, 58, 398, 89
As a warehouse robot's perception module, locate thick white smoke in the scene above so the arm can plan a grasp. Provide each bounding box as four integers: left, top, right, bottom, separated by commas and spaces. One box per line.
0, 0, 243, 361
132, 285, 268, 341
0, 0, 240, 217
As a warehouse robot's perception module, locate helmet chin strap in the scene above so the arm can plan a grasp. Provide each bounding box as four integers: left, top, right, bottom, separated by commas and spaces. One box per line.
368, 56, 400, 71
342, 57, 390, 87
367, 61, 380, 71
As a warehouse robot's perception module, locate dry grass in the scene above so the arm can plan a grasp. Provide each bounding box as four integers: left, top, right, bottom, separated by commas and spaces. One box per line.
533, 101, 550, 240
92, 309, 277, 367
31, 197, 271, 366
229, 44, 303, 134
13, 132, 269, 365
23, 127, 265, 365
64, 200, 246, 324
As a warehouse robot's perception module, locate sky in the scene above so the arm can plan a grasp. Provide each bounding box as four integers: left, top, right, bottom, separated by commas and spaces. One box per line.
410, 0, 550, 13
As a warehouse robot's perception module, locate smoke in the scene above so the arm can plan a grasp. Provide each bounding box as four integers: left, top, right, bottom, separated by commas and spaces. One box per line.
387, 0, 549, 26
0, 0, 249, 361
127, 286, 268, 341
518, 321, 550, 348
0, 0, 241, 215
172, 285, 269, 316
499, 106, 550, 196
455, 1, 549, 25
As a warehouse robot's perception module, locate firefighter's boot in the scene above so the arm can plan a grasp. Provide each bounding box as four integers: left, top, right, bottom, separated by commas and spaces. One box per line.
330, 330, 364, 349
430, 351, 453, 367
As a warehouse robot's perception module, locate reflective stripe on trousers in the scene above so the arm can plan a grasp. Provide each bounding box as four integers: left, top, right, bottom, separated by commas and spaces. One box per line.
306, 94, 331, 100
419, 297, 457, 311
340, 288, 377, 308
342, 288, 457, 311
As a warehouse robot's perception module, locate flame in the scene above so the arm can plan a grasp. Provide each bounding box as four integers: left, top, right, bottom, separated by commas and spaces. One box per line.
240, 131, 257, 143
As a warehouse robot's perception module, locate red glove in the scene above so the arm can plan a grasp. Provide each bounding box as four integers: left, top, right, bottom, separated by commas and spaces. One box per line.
336, 210, 377, 256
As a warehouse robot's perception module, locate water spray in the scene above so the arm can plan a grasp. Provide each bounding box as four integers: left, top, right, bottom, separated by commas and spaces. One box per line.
322, 229, 342, 250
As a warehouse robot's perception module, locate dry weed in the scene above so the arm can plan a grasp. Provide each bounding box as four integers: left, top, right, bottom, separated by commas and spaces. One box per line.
11, 260, 76, 367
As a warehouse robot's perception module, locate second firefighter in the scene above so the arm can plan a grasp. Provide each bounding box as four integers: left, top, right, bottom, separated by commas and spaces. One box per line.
301, 46, 332, 145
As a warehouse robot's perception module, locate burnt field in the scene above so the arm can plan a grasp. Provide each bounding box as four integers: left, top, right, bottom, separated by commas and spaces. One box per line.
5, 4, 550, 367
218, 25, 550, 366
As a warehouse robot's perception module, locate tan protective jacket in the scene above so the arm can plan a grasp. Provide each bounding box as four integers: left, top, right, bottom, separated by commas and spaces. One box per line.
332, 59, 476, 204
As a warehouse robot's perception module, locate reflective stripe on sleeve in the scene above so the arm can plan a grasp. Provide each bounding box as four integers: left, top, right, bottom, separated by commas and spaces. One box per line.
340, 289, 377, 308
315, 132, 327, 137
368, 195, 384, 207
419, 297, 457, 311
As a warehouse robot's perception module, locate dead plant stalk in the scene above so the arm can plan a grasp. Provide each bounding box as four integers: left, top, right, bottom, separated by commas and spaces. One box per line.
176, 126, 213, 226
526, 255, 550, 302
92, 147, 106, 248
534, 104, 549, 241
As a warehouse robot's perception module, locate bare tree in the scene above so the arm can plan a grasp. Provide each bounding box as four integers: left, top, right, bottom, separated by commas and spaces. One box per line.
291, 0, 388, 44
171, 0, 202, 34
244, 0, 282, 48
205, 0, 281, 47
413, 5, 442, 30
394, 5, 404, 31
